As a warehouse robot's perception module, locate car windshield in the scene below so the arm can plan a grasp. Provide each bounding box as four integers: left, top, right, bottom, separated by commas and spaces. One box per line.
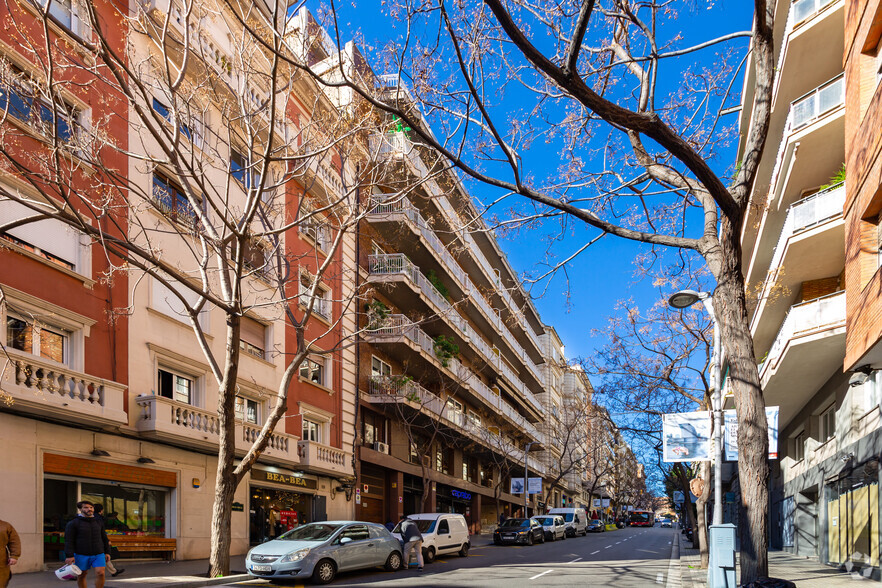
392, 519, 437, 534
500, 519, 528, 528
277, 523, 341, 542
533, 517, 553, 525
563, 513, 574, 522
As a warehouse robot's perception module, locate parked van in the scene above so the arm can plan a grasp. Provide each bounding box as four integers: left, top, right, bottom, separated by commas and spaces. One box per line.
547, 508, 588, 537
392, 513, 470, 563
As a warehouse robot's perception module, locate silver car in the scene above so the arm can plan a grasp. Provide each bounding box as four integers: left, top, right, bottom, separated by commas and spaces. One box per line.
246, 521, 403, 584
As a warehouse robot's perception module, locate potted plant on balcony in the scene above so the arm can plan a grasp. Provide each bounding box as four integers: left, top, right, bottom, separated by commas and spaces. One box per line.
433, 335, 459, 367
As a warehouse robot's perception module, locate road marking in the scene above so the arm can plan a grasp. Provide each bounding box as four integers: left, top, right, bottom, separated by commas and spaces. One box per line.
591, 550, 600, 554
657, 573, 665, 584
604, 545, 612, 549
529, 570, 553, 580
567, 557, 582, 564
616, 541, 622, 544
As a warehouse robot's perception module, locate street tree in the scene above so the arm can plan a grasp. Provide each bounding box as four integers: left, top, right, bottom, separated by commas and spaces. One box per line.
0, 0, 387, 576
278, 0, 777, 580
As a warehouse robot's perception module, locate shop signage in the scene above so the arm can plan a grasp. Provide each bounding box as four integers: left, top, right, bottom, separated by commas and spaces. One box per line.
232, 502, 244, 512
252, 469, 317, 490
450, 489, 472, 500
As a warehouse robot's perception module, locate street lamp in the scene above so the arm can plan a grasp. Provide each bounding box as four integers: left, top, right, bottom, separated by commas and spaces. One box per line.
668, 289, 723, 527
524, 441, 537, 517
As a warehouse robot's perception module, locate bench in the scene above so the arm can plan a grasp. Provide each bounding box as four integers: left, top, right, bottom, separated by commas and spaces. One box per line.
108, 536, 176, 560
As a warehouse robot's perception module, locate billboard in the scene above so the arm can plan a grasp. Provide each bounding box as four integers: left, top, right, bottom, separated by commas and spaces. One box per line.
724, 407, 779, 460
663, 411, 711, 462
510, 478, 543, 494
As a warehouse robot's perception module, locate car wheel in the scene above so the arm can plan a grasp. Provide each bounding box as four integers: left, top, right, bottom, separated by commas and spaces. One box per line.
459, 543, 470, 557
312, 559, 336, 585
385, 551, 403, 571
539, 532, 545, 543
423, 546, 436, 564
494, 538, 502, 545
549, 532, 555, 542
527, 533, 534, 546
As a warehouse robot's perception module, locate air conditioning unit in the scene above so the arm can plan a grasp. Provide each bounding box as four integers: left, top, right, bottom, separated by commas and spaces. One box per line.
373, 442, 389, 454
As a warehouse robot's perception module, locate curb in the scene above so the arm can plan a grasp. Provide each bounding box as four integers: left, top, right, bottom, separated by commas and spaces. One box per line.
108, 574, 251, 587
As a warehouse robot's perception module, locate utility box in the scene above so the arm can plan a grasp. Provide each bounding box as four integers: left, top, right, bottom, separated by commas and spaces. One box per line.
709, 524, 736, 587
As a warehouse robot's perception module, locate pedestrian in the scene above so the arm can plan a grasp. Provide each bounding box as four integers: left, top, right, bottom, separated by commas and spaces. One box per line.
498, 510, 506, 526
398, 515, 423, 571
0, 519, 21, 588
64, 501, 111, 588
92, 505, 124, 578
384, 520, 395, 532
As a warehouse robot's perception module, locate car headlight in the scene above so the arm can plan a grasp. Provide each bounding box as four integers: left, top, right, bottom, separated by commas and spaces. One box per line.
517, 531, 528, 535
279, 548, 311, 563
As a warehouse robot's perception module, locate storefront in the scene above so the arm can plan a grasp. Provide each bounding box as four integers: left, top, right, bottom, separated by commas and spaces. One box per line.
436, 484, 471, 515
42, 453, 176, 562
402, 474, 423, 515
249, 469, 317, 545
826, 463, 880, 576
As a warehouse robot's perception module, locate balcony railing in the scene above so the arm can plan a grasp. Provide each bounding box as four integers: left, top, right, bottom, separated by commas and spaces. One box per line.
134, 395, 299, 464
764, 291, 845, 370
297, 440, 353, 476
791, 0, 836, 25
1, 350, 127, 426
791, 74, 844, 130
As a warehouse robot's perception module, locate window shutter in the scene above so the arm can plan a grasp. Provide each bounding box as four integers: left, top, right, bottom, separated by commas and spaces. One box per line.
0, 198, 82, 268
240, 316, 265, 349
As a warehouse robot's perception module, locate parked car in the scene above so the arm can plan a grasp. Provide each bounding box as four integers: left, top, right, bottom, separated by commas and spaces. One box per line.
547, 507, 588, 537
391, 513, 470, 564
493, 518, 545, 545
245, 521, 402, 584
587, 519, 605, 533
531, 515, 566, 541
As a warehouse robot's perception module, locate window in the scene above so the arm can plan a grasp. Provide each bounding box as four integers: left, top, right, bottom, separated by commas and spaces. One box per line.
298, 275, 331, 319
468, 411, 481, 428
371, 356, 391, 378
462, 457, 476, 483
236, 396, 259, 424
33, 0, 91, 37
438, 519, 449, 534
820, 405, 836, 441
362, 411, 387, 446
239, 316, 266, 359
338, 524, 369, 542
152, 173, 199, 225
794, 430, 805, 462
152, 98, 201, 145
157, 367, 193, 404
6, 314, 69, 363
0, 197, 87, 274
231, 149, 261, 189
435, 446, 451, 475
300, 357, 326, 387
300, 204, 330, 251
0, 64, 80, 142
302, 418, 322, 443
446, 398, 463, 426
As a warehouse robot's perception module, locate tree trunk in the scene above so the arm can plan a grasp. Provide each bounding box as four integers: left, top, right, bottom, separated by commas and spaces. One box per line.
696, 460, 711, 569
713, 219, 770, 583
674, 463, 697, 547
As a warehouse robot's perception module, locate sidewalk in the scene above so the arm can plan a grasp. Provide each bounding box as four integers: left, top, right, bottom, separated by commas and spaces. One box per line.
9, 556, 250, 588
678, 533, 865, 587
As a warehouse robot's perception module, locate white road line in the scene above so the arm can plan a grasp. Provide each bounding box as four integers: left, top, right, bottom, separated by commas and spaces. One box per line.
529, 570, 553, 580
567, 557, 582, 564
656, 572, 665, 584
604, 545, 612, 549
616, 541, 622, 544
590, 550, 600, 555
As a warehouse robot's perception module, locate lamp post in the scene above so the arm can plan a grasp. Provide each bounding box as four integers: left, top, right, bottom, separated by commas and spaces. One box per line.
524, 441, 536, 516
668, 289, 723, 526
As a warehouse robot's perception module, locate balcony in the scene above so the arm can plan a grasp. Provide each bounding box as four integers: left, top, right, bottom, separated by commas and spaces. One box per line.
759, 291, 846, 426
750, 183, 845, 351
0, 350, 128, 427
297, 440, 353, 477
364, 315, 544, 435
134, 395, 299, 465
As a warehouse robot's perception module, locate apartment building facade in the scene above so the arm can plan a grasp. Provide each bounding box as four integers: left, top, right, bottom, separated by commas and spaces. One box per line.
738, 0, 882, 576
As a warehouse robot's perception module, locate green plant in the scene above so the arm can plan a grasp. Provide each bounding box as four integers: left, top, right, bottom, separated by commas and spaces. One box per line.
426, 269, 450, 300
433, 334, 459, 367
365, 299, 390, 330
819, 163, 846, 191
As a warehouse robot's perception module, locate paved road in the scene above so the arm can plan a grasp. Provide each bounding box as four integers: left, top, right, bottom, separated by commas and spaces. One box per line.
227, 526, 679, 587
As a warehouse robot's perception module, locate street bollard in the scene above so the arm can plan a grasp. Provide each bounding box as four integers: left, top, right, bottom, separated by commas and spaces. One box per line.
708, 523, 736, 588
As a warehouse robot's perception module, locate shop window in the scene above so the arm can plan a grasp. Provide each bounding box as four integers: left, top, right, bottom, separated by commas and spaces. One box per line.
302, 419, 322, 444
236, 396, 259, 424
158, 367, 194, 404
299, 357, 327, 387
820, 405, 836, 441
371, 356, 391, 377
152, 173, 200, 226
6, 314, 69, 364
239, 316, 267, 359
250, 486, 313, 545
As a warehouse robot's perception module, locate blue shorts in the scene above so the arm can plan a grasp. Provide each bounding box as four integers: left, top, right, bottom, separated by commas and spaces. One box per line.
74, 553, 106, 571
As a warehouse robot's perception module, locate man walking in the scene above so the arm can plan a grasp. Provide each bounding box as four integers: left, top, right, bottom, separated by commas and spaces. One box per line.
92, 505, 123, 577
0, 519, 21, 588
65, 501, 111, 588
399, 515, 423, 571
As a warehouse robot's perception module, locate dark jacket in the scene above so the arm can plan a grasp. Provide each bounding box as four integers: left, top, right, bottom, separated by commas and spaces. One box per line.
400, 519, 422, 542
64, 515, 110, 557
1, 520, 21, 567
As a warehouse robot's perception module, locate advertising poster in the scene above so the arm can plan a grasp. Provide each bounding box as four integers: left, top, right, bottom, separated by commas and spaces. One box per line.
527, 477, 543, 495
663, 411, 711, 462
724, 406, 779, 460
510, 478, 525, 494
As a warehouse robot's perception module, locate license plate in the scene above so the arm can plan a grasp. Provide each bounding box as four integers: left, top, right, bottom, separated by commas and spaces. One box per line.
251, 565, 272, 572
504, 534, 515, 539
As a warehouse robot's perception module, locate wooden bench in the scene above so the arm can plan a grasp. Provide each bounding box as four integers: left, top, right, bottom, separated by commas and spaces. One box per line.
108, 535, 176, 560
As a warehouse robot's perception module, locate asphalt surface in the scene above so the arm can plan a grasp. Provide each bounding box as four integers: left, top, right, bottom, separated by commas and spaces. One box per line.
226, 526, 679, 587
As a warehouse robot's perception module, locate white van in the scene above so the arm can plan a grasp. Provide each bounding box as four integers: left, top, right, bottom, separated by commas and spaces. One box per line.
392, 513, 470, 563
547, 508, 588, 537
